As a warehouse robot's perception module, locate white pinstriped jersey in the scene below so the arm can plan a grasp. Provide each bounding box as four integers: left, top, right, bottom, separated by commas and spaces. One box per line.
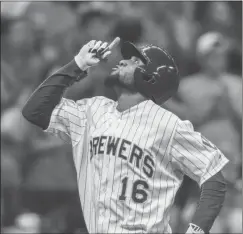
45, 96, 229, 233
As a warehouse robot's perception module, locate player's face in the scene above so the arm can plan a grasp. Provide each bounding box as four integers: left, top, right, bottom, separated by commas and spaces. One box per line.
106, 56, 145, 91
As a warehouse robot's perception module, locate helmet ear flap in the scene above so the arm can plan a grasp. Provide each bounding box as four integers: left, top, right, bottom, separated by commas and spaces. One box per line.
134, 65, 179, 103
134, 67, 156, 97
136, 67, 155, 83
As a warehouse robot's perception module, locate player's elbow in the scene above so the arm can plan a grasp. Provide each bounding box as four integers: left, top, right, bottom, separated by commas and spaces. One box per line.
22, 101, 32, 123
22, 102, 49, 130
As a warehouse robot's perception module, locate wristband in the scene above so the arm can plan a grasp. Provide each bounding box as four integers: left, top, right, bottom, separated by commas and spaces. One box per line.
74, 55, 90, 71
186, 223, 205, 234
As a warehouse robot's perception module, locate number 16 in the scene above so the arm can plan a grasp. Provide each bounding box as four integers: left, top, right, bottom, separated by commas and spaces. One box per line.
119, 176, 149, 203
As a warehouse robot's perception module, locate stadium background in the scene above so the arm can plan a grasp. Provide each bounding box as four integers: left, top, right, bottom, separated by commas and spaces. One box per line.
1, 1, 242, 233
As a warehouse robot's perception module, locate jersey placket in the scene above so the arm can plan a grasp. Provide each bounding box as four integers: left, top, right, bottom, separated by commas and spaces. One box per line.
99, 110, 126, 231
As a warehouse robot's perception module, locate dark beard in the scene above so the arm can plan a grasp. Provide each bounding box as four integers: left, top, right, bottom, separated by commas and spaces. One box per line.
105, 74, 137, 93
104, 72, 120, 87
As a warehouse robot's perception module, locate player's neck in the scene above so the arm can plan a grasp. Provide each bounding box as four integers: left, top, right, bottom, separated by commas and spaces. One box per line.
116, 91, 148, 112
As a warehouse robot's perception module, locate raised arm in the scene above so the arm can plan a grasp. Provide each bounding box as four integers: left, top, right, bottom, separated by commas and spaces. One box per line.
22, 40, 112, 130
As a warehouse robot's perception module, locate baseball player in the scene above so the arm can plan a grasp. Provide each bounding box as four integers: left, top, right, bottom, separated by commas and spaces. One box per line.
22, 38, 228, 234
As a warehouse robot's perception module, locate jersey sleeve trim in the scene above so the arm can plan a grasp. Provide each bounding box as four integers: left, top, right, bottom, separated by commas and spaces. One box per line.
45, 127, 72, 144
199, 156, 229, 187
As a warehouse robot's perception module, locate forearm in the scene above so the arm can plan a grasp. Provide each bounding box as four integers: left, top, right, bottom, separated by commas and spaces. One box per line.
189, 171, 227, 233
22, 60, 87, 129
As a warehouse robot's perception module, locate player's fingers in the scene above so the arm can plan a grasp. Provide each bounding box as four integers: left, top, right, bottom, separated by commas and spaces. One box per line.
88, 40, 96, 52
101, 51, 111, 59
88, 40, 96, 48
107, 37, 121, 51
91, 41, 102, 52
97, 42, 108, 53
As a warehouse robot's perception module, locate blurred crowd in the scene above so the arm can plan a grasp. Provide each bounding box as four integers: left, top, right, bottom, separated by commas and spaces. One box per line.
1, 1, 242, 233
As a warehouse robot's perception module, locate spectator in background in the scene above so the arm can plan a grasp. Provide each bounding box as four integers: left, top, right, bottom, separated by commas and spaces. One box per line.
78, 2, 116, 42
2, 212, 41, 234
201, 2, 235, 39
1, 60, 19, 111
165, 31, 241, 130
1, 88, 36, 227
198, 1, 242, 76
163, 2, 201, 76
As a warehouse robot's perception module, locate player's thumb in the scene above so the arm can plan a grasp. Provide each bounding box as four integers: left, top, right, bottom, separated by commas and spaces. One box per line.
88, 57, 100, 66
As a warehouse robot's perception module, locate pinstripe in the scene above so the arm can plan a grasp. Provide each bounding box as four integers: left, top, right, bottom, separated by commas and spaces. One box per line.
119, 101, 150, 234
140, 109, 166, 225
147, 113, 173, 230
160, 155, 179, 233
92, 99, 103, 128
52, 115, 86, 128
51, 124, 84, 137
174, 139, 207, 166
97, 136, 105, 232
95, 136, 105, 232
47, 126, 80, 143
118, 101, 149, 234
78, 132, 89, 229
88, 97, 113, 232
169, 164, 177, 219
79, 97, 101, 232
170, 149, 203, 181
172, 139, 216, 179
176, 131, 211, 163
157, 161, 170, 233
171, 146, 205, 173
96, 103, 116, 233
93, 101, 112, 122
130, 103, 156, 226
107, 107, 132, 233
179, 121, 217, 153
113, 111, 133, 233
55, 108, 85, 118
89, 130, 109, 233
117, 107, 138, 231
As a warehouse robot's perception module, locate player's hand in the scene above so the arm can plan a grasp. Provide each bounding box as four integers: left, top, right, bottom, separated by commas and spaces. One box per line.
75, 40, 112, 71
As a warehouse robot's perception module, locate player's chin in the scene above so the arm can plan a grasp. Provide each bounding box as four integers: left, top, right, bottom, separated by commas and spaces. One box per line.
105, 70, 120, 87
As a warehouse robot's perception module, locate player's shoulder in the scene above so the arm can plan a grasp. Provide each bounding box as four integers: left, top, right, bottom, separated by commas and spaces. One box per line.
170, 117, 195, 144
176, 118, 194, 132
161, 103, 194, 130
158, 103, 182, 126
76, 96, 115, 108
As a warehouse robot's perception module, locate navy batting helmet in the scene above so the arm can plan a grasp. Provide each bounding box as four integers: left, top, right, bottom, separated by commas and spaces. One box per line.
121, 41, 180, 104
